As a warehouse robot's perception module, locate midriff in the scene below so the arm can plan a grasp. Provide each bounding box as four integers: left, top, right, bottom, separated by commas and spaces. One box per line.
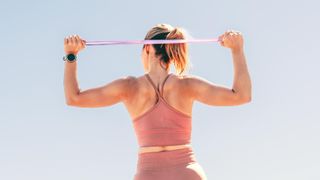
139, 143, 191, 154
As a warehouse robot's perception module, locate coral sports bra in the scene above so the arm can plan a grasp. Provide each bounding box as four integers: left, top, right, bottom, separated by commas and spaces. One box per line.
132, 73, 192, 147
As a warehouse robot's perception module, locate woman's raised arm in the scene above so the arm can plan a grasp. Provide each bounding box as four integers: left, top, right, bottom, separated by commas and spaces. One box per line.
63, 35, 135, 108
185, 30, 252, 106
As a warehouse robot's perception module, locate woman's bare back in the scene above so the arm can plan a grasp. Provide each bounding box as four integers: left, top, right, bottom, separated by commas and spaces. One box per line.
123, 73, 193, 122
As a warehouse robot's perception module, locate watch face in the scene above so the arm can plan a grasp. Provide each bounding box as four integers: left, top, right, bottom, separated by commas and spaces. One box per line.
67, 54, 76, 61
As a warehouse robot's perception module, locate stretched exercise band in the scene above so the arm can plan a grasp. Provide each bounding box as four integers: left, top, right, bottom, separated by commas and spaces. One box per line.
85, 38, 221, 46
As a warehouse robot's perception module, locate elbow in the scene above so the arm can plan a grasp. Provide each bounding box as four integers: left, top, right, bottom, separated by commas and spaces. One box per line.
243, 96, 252, 103
66, 100, 74, 106
235, 88, 251, 104
233, 92, 251, 105
65, 99, 75, 106
65, 96, 79, 106
239, 95, 252, 104
232, 88, 252, 105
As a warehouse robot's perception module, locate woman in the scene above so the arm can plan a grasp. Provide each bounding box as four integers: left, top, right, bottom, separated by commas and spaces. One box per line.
63, 23, 251, 180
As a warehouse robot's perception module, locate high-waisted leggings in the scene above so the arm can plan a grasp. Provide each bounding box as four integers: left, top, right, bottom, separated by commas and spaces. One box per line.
133, 147, 207, 180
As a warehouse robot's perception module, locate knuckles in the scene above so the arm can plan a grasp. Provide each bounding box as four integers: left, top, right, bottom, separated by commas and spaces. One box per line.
64, 34, 86, 54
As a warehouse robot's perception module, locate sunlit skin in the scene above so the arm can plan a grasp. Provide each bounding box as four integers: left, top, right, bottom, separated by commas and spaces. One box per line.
63, 30, 251, 122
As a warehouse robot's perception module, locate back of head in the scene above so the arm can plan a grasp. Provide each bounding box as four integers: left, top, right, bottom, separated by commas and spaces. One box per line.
143, 23, 191, 75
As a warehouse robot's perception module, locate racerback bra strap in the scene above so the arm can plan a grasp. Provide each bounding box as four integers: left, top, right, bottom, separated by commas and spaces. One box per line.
145, 74, 161, 98
161, 73, 172, 97
145, 73, 172, 100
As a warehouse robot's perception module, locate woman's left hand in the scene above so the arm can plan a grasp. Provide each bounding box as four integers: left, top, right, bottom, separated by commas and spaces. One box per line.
64, 35, 86, 55
218, 30, 243, 53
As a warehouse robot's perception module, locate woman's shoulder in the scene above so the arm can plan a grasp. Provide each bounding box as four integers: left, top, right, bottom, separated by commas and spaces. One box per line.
173, 73, 205, 86
126, 73, 203, 87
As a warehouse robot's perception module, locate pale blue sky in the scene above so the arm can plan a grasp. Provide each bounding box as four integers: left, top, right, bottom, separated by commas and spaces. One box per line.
0, 0, 319, 179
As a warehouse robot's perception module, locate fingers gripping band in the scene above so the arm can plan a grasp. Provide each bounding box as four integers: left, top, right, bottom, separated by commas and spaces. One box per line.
85, 38, 221, 46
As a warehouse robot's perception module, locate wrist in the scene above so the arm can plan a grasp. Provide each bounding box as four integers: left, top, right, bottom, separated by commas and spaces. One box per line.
63, 53, 77, 63
231, 47, 244, 54
65, 51, 78, 56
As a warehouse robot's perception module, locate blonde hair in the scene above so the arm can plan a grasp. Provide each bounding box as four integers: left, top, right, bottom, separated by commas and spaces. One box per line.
143, 23, 192, 75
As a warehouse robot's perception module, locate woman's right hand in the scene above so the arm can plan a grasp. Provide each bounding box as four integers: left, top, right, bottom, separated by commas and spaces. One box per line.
219, 30, 244, 53
64, 35, 86, 55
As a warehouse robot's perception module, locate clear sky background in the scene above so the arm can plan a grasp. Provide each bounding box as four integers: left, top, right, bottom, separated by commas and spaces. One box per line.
0, 0, 319, 179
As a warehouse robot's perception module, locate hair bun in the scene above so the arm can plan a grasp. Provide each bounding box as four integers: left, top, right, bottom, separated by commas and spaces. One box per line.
167, 27, 184, 40
144, 24, 191, 75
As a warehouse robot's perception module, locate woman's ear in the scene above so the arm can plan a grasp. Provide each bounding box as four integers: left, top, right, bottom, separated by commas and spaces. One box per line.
145, 45, 150, 54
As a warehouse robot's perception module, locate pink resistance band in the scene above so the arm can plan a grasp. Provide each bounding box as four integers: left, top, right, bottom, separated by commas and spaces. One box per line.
85, 38, 221, 46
